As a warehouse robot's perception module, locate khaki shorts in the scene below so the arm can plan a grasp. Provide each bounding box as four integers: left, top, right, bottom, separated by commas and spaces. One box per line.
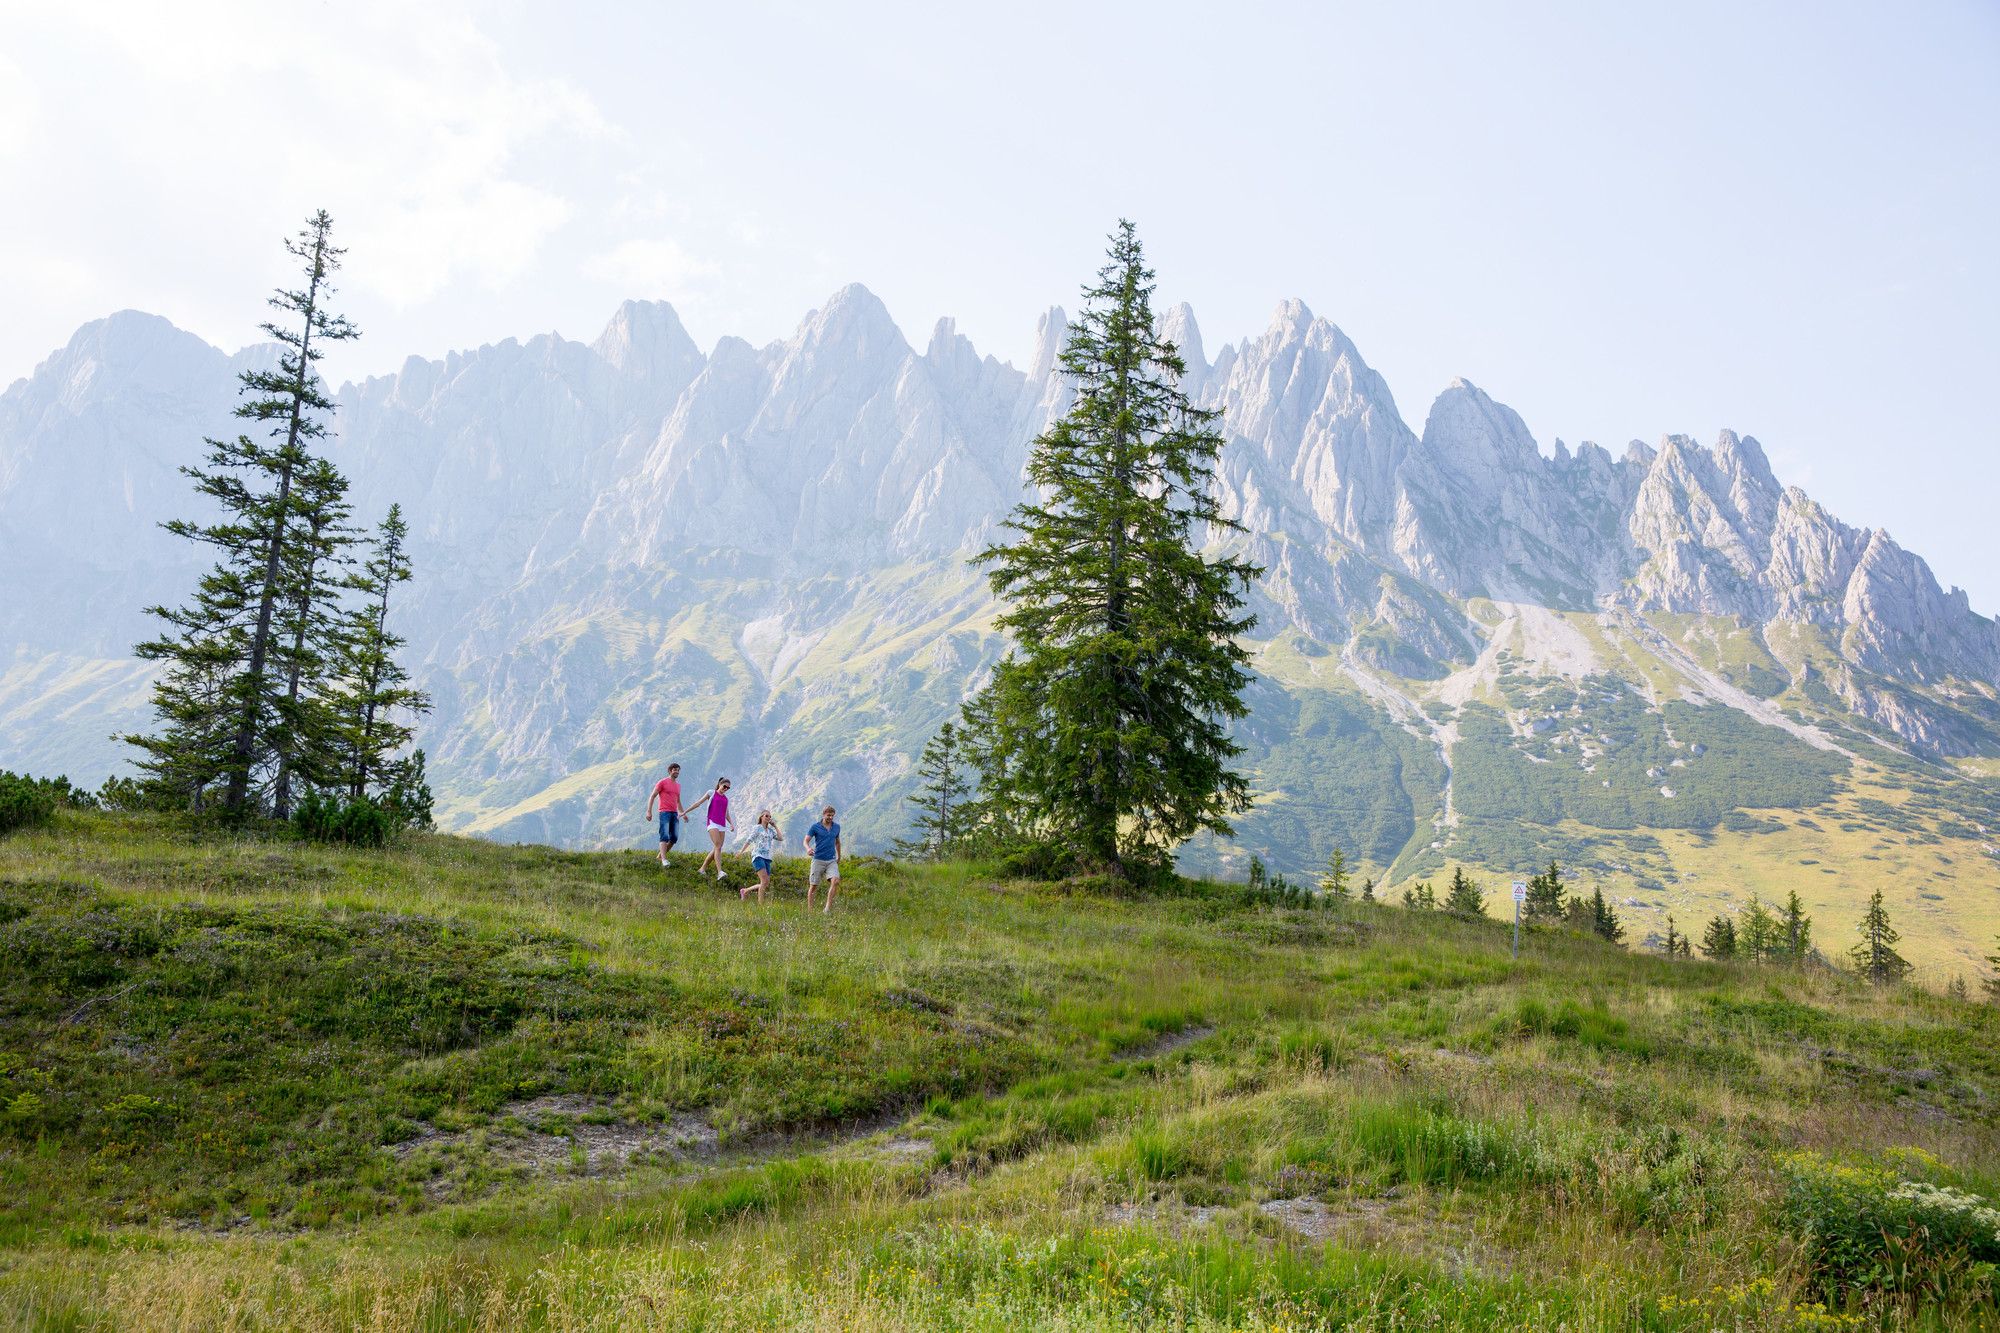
809, 857, 840, 886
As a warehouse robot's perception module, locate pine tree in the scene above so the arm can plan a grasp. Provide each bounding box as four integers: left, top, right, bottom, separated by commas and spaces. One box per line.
1523, 860, 1566, 924
1358, 877, 1375, 904
1663, 916, 1692, 958
270, 457, 355, 820
892, 721, 973, 860
1701, 915, 1738, 961
1319, 846, 1351, 901
1849, 888, 1912, 985
1444, 866, 1484, 918
972, 221, 1259, 876
1247, 854, 1267, 894
1402, 880, 1437, 911
1946, 975, 1969, 1002
328, 505, 428, 802
130, 211, 359, 817
1589, 887, 1625, 945
1738, 898, 1781, 963
1777, 890, 1813, 965
1987, 937, 2000, 1004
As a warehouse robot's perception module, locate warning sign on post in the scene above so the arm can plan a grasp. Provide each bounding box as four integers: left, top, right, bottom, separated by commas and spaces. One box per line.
1512, 880, 1528, 903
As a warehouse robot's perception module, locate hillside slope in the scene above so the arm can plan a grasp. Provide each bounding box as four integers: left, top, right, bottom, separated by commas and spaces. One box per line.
2, 298, 1997, 975
2, 817, 1997, 1330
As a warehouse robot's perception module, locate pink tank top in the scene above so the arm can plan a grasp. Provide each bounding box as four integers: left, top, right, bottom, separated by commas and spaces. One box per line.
706, 791, 729, 824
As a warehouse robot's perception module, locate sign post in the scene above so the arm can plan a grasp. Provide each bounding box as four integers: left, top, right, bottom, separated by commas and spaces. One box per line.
1511, 880, 1527, 960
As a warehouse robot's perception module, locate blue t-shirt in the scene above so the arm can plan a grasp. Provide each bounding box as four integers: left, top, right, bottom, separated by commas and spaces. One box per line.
805, 820, 840, 860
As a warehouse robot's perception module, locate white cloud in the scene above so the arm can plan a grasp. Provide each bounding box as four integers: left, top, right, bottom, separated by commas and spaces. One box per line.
8, 0, 611, 306
0, 50, 34, 158
583, 236, 718, 297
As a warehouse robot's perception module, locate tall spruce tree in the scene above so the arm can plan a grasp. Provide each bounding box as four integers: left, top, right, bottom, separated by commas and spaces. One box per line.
1700, 915, 1738, 960
1986, 937, 2000, 1003
1358, 877, 1376, 904
270, 457, 355, 820
972, 221, 1259, 876
1777, 890, 1814, 965
131, 210, 358, 817
1849, 889, 1912, 986
1320, 846, 1351, 901
1444, 866, 1484, 918
329, 505, 428, 801
892, 722, 973, 861
1523, 860, 1566, 924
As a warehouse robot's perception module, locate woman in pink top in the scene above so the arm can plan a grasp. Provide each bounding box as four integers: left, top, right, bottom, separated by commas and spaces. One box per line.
694, 776, 736, 882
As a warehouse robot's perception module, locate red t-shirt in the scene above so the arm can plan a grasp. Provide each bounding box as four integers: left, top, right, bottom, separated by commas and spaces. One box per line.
653, 778, 682, 814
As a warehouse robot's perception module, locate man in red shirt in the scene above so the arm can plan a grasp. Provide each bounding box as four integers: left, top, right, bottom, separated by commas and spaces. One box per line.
645, 763, 689, 868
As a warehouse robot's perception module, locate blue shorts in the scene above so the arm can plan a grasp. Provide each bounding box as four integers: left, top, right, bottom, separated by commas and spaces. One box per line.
657, 811, 680, 846
752, 856, 772, 873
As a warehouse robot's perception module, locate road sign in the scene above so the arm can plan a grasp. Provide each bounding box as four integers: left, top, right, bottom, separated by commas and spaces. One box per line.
1512, 880, 1527, 902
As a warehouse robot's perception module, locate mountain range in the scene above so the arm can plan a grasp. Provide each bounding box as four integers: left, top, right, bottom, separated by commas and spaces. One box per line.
2, 287, 1996, 973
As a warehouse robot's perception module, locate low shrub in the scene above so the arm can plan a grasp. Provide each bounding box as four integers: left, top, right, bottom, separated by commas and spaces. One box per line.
292, 792, 395, 847
1776, 1150, 2000, 1302
0, 771, 63, 835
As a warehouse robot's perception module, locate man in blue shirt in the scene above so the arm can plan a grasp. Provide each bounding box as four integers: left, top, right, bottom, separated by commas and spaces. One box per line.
803, 805, 842, 912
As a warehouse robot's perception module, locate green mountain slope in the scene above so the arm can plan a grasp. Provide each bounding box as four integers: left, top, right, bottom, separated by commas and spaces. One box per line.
4, 816, 1997, 1329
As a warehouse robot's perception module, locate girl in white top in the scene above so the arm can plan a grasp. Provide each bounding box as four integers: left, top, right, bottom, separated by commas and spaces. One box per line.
734, 810, 783, 903
694, 778, 736, 882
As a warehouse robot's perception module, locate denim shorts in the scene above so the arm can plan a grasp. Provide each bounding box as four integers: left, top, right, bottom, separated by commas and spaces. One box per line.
752, 856, 772, 873
657, 810, 679, 845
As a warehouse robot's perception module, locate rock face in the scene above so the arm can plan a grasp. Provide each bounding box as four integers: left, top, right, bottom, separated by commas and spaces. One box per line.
2, 290, 1996, 856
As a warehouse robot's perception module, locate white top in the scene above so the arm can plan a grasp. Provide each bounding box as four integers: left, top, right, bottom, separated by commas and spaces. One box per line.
737, 823, 783, 860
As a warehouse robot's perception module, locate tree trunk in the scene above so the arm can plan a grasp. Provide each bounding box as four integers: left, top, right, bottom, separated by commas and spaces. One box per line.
224, 233, 325, 815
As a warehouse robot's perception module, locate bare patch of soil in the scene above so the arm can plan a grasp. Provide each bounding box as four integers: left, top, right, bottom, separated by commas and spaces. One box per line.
1120, 1025, 1217, 1062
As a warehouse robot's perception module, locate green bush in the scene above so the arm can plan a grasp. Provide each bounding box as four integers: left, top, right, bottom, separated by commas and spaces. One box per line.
292, 792, 394, 847
0, 771, 60, 836
1776, 1150, 2000, 1301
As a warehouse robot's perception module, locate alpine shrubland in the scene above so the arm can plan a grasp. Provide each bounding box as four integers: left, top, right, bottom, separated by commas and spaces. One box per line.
2, 810, 1997, 1331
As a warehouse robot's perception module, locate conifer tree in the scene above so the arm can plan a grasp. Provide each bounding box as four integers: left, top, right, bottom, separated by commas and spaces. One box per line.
328, 505, 428, 802
1986, 937, 2000, 1003
1701, 915, 1738, 961
1402, 880, 1437, 911
1523, 860, 1566, 924
1849, 888, 1912, 985
1947, 975, 1969, 1002
1358, 877, 1375, 904
130, 210, 359, 817
1444, 866, 1484, 918
1777, 890, 1813, 965
972, 221, 1259, 876
1664, 916, 1692, 958
892, 721, 973, 861
1319, 846, 1351, 901
1589, 886, 1624, 945
270, 458, 355, 820
1738, 898, 1781, 963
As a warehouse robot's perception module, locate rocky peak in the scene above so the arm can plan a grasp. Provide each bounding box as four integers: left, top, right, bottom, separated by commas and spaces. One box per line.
591, 299, 704, 386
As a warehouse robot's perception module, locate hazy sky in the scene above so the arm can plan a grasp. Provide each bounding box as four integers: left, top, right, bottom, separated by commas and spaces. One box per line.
4, 1, 1997, 608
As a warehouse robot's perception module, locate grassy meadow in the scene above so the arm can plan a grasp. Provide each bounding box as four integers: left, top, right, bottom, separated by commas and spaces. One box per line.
2, 811, 1998, 1330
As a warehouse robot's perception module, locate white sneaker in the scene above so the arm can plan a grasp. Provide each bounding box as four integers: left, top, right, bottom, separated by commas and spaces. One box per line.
718, 871, 729, 882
